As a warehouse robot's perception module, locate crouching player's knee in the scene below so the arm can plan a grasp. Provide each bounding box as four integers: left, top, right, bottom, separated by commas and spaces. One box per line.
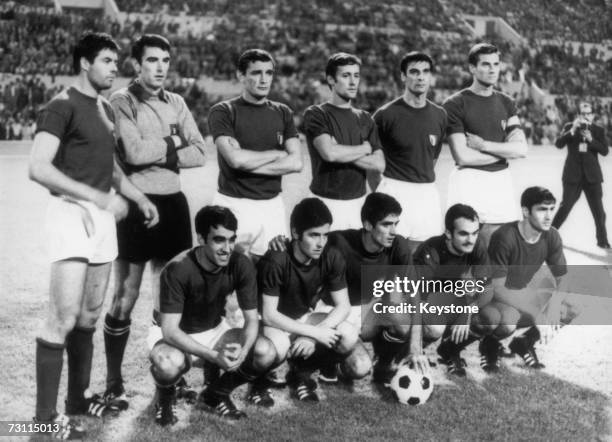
423, 324, 446, 342
334, 321, 359, 354
149, 342, 191, 386
250, 336, 277, 372
340, 342, 372, 380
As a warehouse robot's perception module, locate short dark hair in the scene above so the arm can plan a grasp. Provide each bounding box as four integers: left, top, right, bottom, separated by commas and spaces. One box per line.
399, 51, 434, 74
195, 206, 238, 238
131, 34, 171, 63
445, 204, 479, 233
361, 193, 402, 226
468, 43, 499, 66
290, 198, 333, 237
520, 186, 556, 211
237, 49, 275, 74
325, 52, 361, 79
72, 32, 119, 74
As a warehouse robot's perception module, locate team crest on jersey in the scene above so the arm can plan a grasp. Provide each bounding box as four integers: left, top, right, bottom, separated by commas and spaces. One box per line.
501, 120, 507, 131
277, 131, 284, 146
429, 135, 437, 146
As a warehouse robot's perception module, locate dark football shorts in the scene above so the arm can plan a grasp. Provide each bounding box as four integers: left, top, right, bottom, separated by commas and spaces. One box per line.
117, 191, 192, 262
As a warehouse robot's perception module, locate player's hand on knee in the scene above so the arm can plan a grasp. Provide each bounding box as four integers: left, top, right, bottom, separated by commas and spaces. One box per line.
450, 323, 470, 344
216, 343, 243, 371
313, 327, 340, 348
268, 235, 289, 252
289, 337, 315, 359
136, 196, 159, 228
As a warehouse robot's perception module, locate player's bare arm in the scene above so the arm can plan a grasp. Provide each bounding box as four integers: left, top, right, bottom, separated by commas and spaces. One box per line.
160, 312, 239, 371
262, 294, 340, 347
313, 133, 372, 163
235, 308, 259, 368
249, 136, 303, 175
352, 148, 385, 173
447, 132, 504, 167
112, 95, 182, 166
29, 131, 113, 209
110, 159, 159, 227
314, 288, 351, 329
466, 123, 528, 159
216, 135, 285, 170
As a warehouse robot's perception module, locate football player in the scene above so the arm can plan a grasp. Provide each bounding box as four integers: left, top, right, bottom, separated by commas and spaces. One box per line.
374, 51, 447, 252
303, 52, 385, 230
104, 34, 206, 409
413, 204, 496, 376
148, 206, 276, 425
443, 43, 528, 247
259, 198, 370, 402
29, 32, 158, 439
208, 49, 302, 262
481, 187, 568, 370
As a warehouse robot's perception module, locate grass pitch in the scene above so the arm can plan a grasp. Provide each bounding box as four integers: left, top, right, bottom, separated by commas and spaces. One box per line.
1, 139, 611, 441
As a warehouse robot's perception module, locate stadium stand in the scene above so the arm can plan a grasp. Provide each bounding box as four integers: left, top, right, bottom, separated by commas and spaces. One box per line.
1, 0, 611, 140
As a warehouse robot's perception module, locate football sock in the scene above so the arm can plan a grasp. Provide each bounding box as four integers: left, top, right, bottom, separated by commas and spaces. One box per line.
65, 326, 95, 411
103, 314, 131, 389
208, 349, 261, 398
373, 329, 404, 366
35, 338, 65, 421
522, 326, 541, 347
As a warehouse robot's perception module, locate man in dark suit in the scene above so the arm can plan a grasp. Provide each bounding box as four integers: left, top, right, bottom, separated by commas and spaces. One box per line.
552, 101, 610, 249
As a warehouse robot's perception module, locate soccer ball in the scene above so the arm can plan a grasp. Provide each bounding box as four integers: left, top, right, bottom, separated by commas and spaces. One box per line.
389, 365, 433, 405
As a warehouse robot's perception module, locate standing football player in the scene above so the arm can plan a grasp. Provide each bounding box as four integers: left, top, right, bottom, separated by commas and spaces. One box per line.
148, 206, 276, 425
374, 52, 447, 251
260, 198, 370, 402
208, 49, 302, 261
443, 43, 528, 247
303, 52, 385, 230
104, 34, 206, 409
481, 187, 568, 370
29, 32, 158, 439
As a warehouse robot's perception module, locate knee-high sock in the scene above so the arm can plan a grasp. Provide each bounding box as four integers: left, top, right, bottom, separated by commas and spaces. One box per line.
104, 314, 131, 389
65, 326, 95, 411
35, 338, 65, 421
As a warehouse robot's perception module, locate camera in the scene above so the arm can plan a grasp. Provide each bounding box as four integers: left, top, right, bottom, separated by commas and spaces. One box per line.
580, 122, 589, 130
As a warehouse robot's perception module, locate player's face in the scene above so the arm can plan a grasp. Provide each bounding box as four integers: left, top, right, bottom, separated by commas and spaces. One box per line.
137, 46, 171, 91
402, 61, 431, 96
446, 217, 479, 254
329, 64, 360, 102
525, 203, 556, 232
240, 60, 274, 101
368, 214, 400, 248
201, 225, 237, 267
296, 224, 330, 260
86, 49, 118, 91
470, 52, 500, 87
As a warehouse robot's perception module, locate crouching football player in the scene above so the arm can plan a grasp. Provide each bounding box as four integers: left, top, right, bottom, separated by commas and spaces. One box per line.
413, 204, 498, 376
480, 187, 570, 370
260, 198, 370, 402
148, 206, 276, 425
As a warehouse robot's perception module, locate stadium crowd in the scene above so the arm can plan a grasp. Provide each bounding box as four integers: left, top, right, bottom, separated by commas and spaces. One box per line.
1, 0, 611, 139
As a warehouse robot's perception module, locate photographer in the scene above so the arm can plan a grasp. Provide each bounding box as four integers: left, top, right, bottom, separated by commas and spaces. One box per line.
552, 101, 610, 249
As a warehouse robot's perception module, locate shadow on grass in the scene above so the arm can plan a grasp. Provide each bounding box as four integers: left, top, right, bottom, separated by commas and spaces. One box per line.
84, 367, 609, 442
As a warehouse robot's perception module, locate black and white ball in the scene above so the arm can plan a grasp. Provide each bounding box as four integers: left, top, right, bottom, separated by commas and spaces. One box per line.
389, 365, 434, 405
